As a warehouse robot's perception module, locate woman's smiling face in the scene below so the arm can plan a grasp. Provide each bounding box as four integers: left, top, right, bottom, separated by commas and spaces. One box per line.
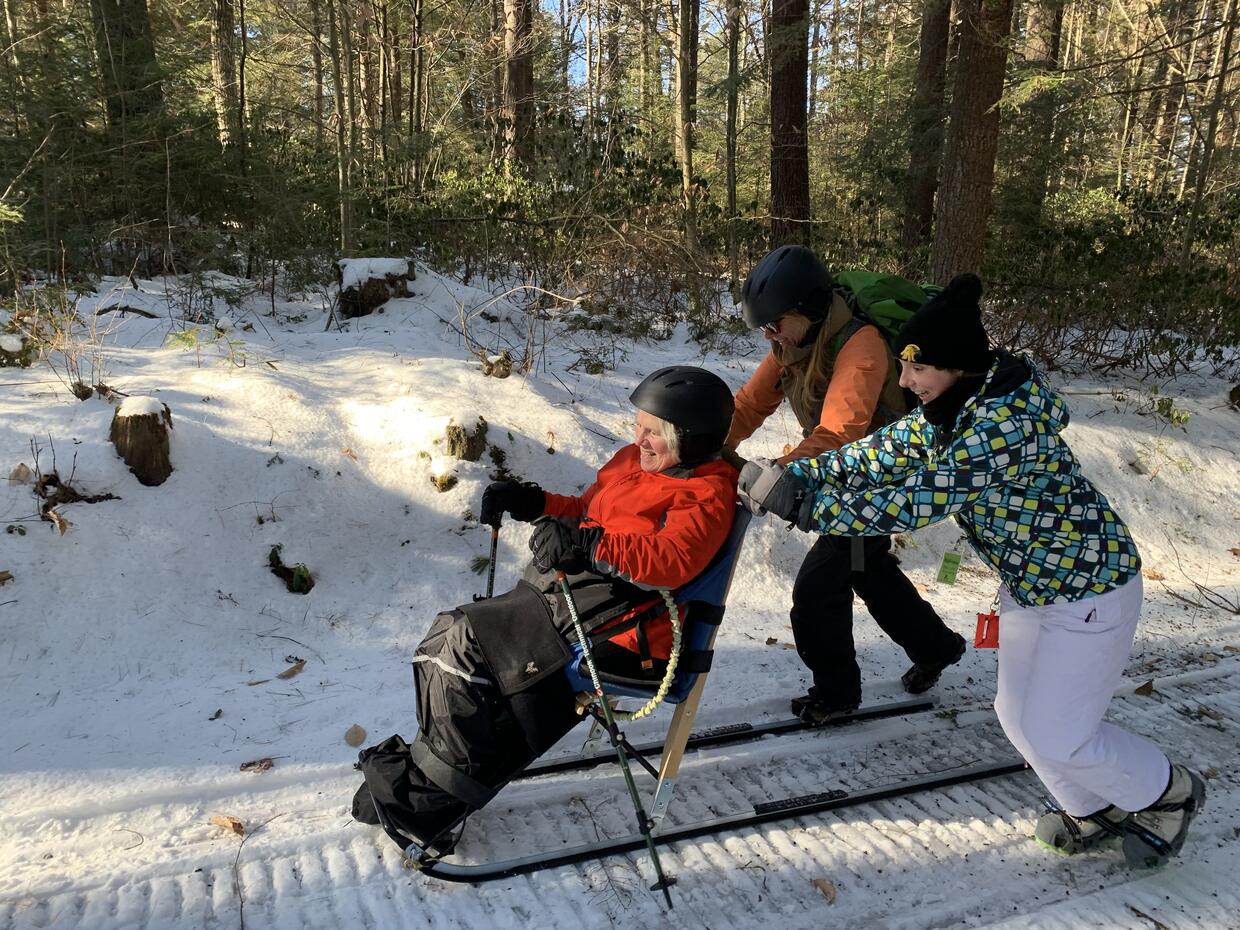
634, 410, 679, 473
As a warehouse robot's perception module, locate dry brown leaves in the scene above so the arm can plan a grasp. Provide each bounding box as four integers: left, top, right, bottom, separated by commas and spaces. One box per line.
210, 815, 245, 836
810, 878, 837, 903
240, 757, 274, 773
1133, 680, 1156, 696
276, 659, 306, 680
344, 724, 367, 747
44, 509, 72, 535
0, 571, 12, 586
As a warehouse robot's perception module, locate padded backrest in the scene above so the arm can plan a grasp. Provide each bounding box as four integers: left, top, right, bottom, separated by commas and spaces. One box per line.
563, 505, 751, 703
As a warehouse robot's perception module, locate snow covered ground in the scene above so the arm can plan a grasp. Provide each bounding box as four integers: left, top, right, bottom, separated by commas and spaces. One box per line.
1, 270, 1237, 929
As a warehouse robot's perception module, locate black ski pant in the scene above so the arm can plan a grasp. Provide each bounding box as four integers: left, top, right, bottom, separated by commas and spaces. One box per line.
358, 574, 656, 848
790, 534, 959, 705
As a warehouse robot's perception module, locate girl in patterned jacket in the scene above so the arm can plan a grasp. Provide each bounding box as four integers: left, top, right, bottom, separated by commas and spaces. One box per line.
737, 273, 1206, 868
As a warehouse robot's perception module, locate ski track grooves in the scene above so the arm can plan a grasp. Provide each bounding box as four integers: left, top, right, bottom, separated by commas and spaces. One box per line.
3, 665, 1238, 930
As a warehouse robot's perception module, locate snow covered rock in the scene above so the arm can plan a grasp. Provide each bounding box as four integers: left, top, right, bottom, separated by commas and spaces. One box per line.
336, 257, 413, 318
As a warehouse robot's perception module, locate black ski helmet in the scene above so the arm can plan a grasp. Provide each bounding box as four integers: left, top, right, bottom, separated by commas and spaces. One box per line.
630, 365, 734, 465
739, 245, 835, 329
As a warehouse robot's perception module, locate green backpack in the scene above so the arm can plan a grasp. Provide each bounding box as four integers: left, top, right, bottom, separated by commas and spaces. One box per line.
833, 270, 942, 350
830, 271, 942, 423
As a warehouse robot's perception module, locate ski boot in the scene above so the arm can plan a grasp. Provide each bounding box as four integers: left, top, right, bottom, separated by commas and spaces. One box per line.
901, 632, 967, 695
1121, 763, 1206, 868
1034, 801, 1131, 855
790, 688, 861, 726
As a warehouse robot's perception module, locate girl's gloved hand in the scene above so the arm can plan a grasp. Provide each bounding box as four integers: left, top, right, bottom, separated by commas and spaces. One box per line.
739, 458, 815, 530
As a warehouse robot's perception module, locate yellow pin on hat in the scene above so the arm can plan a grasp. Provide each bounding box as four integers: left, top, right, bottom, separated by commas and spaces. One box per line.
900, 344, 921, 362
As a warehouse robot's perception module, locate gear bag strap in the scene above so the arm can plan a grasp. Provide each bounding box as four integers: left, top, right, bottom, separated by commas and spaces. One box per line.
410, 735, 498, 808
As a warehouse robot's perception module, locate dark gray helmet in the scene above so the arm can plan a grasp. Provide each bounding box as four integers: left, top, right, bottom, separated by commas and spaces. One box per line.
630, 366, 734, 465
740, 245, 834, 329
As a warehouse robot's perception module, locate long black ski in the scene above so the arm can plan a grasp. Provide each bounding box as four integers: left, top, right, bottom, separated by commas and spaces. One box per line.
518, 696, 937, 779
414, 756, 1028, 882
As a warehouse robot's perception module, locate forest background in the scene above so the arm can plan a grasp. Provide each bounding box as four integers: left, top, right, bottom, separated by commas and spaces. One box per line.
1, 0, 1237, 374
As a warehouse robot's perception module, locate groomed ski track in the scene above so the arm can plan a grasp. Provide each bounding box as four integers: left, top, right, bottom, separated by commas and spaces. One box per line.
2, 659, 1236, 930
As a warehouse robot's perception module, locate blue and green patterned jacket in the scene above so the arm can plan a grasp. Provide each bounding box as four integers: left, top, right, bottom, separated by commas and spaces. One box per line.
785, 353, 1141, 607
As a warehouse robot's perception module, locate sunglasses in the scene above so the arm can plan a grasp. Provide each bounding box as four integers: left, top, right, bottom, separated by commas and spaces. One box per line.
760, 317, 784, 336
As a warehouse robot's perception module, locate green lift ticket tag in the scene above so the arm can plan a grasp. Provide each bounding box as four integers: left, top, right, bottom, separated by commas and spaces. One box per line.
937, 552, 962, 585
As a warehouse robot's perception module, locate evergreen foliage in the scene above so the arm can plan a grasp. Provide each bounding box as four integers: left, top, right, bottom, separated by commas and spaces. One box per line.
0, 0, 1235, 370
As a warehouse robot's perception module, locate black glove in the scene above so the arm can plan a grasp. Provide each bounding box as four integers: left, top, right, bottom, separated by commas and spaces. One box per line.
738, 458, 815, 530
479, 480, 545, 527
529, 519, 604, 575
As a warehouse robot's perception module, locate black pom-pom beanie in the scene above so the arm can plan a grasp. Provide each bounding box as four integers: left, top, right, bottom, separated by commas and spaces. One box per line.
893, 273, 994, 373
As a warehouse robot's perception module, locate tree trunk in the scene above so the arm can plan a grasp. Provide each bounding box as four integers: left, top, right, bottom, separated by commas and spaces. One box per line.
769, 0, 811, 248
339, 0, 359, 207
327, 0, 352, 251
3, 0, 30, 130
901, 0, 951, 253
726, 0, 741, 289
1180, 0, 1237, 266
1021, 0, 1064, 219
410, 0, 425, 185
88, 0, 164, 133
929, 0, 1013, 282
210, 0, 238, 150
808, 0, 822, 120
236, 0, 250, 173
855, 0, 865, 70
311, 0, 325, 146
604, 0, 621, 120
674, 0, 700, 251
503, 0, 534, 170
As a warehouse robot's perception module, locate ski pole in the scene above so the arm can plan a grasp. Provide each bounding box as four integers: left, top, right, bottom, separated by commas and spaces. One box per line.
485, 523, 500, 599
556, 571, 676, 909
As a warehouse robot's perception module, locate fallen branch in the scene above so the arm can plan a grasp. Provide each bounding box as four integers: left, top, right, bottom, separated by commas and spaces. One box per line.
94, 305, 159, 319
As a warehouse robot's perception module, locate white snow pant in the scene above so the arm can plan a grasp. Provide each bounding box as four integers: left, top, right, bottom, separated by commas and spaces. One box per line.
994, 576, 1170, 817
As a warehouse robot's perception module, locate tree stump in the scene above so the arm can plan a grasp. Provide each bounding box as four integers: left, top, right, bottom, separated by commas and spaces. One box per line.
445, 416, 488, 462
482, 350, 513, 379
110, 397, 174, 486
337, 258, 413, 318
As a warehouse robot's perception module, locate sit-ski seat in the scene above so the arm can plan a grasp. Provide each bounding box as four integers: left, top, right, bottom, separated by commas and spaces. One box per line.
563, 505, 750, 701
560, 504, 751, 825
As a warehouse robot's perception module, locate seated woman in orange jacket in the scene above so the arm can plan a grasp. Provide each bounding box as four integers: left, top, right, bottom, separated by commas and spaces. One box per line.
353, 366, 737, 855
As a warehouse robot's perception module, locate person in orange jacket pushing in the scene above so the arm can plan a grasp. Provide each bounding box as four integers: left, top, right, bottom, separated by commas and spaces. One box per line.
727, 245, 965, 723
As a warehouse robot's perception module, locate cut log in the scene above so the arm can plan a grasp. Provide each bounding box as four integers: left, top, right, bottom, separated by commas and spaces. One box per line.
110, 396, 174, 486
